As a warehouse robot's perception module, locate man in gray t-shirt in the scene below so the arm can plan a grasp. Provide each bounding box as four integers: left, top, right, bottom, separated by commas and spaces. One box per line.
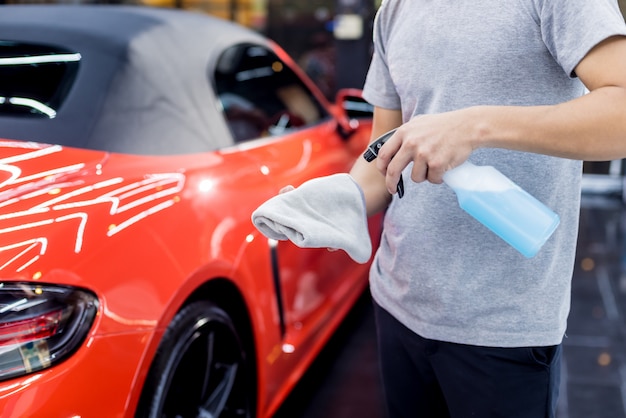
349, 0, 626, 416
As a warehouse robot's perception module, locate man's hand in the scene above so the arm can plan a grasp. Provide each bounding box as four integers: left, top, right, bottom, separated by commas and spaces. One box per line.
375, 108, 478, 192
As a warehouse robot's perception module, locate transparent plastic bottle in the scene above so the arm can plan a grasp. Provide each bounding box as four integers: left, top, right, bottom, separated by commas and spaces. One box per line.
442, 161, 560, 258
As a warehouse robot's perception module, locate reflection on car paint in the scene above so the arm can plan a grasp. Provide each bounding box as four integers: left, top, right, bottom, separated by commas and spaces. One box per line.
0, 141, 185, 273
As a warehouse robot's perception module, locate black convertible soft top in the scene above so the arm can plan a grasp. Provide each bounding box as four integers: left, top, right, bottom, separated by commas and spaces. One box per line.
0, 5, 271, 154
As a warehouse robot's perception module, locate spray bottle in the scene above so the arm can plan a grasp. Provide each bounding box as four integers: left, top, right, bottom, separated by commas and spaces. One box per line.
364, 130, 560, 257
442, 161, 560, 257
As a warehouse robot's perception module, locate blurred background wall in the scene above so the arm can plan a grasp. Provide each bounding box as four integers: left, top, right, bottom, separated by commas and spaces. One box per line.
1, 0, 622, 102
0, 0, 380, 99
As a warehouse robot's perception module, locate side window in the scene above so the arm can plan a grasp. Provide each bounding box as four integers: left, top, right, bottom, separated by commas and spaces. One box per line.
0, 41, 80, 119
214, 43, 328, 142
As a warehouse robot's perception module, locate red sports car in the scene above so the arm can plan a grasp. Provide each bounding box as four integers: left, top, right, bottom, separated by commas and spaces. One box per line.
0, 5, 381, 418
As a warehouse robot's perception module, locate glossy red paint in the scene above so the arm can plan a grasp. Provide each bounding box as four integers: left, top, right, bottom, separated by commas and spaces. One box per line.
0, 122, 381, 418
0, 6, 382, 416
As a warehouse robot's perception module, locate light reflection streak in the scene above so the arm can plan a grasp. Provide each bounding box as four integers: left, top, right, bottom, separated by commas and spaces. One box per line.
34, 177, 124, 209
52, 197, 119, 213
210, 217, 236, 258
0, 298, 27, 313
6, 97, 56, 119
0, 164, 22, 188
0, 142, 185, 272
107, 200, 176, 237
0, 53, 81, 66
0, 172, 85, 206
0, 207, 50, 220
13, 163, 85, 185
0, 145, 63, 165
15, 255, 40, 273
115, 179, 183, 213
55, 213, 88, 253
19, 180, 86, 200
103, 305, 157, 327
287, 139, 312, 175
0, 197, 19, 209
119, 175, 183, 198
0, 219, 54, 234
0, 239, 48, 272
0, 372, 43, 397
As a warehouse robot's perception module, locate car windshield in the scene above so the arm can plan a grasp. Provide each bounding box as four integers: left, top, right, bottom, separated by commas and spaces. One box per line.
0, 41, 80, 119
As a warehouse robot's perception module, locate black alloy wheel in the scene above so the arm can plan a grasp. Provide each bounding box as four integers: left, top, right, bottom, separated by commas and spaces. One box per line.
136, 301, 253, 418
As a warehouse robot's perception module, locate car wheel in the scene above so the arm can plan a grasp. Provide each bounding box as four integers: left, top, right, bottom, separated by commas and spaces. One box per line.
136, 301, 253, 418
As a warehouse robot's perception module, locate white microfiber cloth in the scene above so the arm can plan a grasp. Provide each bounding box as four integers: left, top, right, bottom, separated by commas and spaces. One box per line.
251, 173, 372, 264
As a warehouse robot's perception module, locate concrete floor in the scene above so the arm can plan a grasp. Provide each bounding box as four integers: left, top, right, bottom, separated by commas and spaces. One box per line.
274, 194, 626, 418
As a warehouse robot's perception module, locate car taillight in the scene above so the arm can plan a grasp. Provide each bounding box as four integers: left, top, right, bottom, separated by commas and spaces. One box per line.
0, 282, 98, 382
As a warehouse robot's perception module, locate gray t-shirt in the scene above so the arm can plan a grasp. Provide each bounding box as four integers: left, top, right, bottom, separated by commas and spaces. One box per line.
363, 0, 626, 347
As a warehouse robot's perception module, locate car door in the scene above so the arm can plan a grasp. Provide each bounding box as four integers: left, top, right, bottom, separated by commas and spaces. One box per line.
212, 42, 375, 354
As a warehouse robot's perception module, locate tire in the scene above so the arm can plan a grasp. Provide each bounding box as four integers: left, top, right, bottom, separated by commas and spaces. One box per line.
136, 301, 254, 418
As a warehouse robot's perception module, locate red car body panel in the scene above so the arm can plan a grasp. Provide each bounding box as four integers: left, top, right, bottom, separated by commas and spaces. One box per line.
0, 128, 382, 417
0, 5, 382, 417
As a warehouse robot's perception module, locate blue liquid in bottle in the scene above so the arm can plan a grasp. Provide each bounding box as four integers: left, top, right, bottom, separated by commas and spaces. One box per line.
443, 162, 560, 258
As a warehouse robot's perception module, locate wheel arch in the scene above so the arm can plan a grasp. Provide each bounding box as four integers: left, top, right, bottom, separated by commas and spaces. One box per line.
187, 279, 257, 367
185, 278, 259, 414
132, 277, 260, 418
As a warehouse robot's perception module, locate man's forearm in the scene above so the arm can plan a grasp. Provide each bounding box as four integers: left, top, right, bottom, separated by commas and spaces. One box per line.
475, 86, 626, 161
349, 106, 402, 216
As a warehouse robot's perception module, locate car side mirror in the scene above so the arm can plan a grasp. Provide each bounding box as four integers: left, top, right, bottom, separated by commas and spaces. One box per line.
334, 88, 374, 138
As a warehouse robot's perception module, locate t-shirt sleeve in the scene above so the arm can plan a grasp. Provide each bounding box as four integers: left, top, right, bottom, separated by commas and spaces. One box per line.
362, 2, 402, 110
539, 0, 626, 77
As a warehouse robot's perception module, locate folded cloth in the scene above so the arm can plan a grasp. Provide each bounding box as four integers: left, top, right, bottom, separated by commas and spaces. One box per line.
251, 173, 372, 264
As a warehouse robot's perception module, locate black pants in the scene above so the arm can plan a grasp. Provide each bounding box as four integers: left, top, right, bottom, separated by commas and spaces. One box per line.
373, 301, 561, 418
